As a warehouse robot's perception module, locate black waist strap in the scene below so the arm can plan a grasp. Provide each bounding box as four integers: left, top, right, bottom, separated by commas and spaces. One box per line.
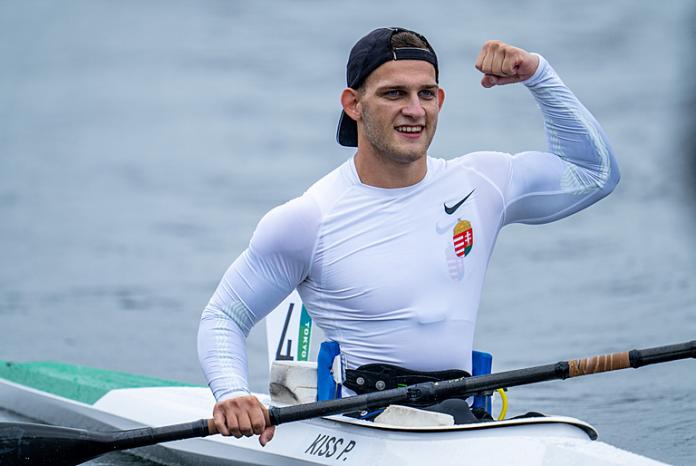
344, 363, 470, 395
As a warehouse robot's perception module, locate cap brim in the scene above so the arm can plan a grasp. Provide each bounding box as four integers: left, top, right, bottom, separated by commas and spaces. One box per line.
337, 110, 358, 147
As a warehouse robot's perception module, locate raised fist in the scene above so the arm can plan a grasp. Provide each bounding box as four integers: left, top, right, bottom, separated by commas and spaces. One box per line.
475, 40, 539, 88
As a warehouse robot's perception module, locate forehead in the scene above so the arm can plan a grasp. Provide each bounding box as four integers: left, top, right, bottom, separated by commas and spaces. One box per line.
362, 60, 438, 90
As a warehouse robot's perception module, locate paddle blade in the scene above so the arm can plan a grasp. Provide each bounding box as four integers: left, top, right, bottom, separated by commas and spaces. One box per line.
0, 422, 111, 466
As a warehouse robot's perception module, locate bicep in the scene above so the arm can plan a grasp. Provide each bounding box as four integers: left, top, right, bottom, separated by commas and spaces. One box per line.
211, 195, 321, 329
503, 150, 614, 225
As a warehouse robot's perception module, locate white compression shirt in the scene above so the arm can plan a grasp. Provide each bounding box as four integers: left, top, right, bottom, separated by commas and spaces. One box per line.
198, 55, 619, 402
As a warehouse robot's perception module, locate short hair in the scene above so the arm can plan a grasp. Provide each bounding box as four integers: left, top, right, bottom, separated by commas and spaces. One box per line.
355, 30, 436, 94
390, 30, 430, 50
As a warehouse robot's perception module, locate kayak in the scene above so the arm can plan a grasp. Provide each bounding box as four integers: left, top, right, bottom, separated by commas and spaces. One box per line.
0, 360, 666, 465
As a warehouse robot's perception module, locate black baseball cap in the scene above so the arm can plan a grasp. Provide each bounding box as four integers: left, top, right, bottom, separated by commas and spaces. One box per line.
336, 27, 439, 147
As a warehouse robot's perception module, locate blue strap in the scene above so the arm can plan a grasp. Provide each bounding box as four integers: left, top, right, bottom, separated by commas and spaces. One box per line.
471, 351, 493, 414
317, 341, 341, 401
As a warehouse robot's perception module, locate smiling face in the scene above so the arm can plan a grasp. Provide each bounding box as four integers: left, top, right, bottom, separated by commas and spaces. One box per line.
352, 60, 444, 165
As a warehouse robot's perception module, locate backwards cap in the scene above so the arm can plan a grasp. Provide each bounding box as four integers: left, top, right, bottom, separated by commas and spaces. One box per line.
336, 27, 439, 147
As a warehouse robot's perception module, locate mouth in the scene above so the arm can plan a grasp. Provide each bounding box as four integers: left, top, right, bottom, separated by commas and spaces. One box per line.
395, 125, 424, 139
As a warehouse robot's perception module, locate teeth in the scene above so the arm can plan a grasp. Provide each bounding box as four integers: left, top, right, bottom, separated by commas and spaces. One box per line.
396, 126, 423, 133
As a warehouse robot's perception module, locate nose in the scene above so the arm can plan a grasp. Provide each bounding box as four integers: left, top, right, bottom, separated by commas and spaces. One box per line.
401, 93, 426, 119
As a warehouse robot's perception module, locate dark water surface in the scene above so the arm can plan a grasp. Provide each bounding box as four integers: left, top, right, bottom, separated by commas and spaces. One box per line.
1, 1, 695, 465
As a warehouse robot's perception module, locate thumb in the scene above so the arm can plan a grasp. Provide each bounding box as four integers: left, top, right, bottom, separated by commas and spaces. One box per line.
491, 75, 523, 86
259, 425, 276, 446
481, 74, 498, 88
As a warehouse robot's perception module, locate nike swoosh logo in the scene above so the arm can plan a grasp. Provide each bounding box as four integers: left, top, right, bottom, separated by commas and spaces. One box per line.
444, 189, 475, 215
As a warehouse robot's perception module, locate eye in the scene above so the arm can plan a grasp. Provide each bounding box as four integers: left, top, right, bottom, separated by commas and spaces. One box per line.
383, 89, 404, 99
419, 89, 436, 99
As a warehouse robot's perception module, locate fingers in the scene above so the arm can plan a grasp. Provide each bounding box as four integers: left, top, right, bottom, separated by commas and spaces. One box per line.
475, 40, 505, 75
481, 46, 496, 76
501, 51, 518, 77
250, 407, 266, 436
475, 40, 536, 87
259, 426, 276, 447
474, 46, 486, 72
491, 48, 506, 77
213, 406, 230, 436
477, 41, 515, 77
481, 74, 497, 88
481, 74, 522, 88
212, 395, 274, 444
237, 411, 254, 437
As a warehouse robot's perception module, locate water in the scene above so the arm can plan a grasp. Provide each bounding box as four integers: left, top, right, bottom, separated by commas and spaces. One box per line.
1, 1, 695, 464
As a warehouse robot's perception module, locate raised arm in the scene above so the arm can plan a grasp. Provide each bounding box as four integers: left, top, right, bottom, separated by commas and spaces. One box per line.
475, 41, 619, 225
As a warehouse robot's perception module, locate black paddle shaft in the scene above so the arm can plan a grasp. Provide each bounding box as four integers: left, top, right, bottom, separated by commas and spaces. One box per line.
269, 340, 696, 425
0, 419, 211, 466
0, 340, 693, 465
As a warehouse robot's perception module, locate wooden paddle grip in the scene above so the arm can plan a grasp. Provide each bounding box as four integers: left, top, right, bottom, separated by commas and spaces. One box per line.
568, 351, 631, 377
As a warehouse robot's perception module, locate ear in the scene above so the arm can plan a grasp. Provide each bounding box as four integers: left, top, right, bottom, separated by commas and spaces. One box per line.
437, 87, 445, 110
340, 88, 361, 121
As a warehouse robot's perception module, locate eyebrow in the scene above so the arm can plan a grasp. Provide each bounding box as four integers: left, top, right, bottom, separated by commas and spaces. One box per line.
375, 84, 439, 92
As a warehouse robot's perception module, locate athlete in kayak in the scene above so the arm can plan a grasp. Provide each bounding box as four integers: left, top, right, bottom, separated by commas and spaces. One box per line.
198, 27, 619, 445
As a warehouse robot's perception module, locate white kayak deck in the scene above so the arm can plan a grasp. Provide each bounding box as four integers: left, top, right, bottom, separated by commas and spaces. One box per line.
0, 378, 666, 466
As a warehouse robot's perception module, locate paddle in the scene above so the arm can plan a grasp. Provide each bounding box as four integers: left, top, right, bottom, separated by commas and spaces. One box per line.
0, 419, 214, 466
1, 340, 694, 465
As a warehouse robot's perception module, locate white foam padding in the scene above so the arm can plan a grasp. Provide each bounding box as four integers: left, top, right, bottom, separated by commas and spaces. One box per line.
374, 404, 455, 427
269, 360, 318, 405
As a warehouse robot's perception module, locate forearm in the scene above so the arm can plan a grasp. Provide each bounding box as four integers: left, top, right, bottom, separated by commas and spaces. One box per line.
197, 240, 306, 400
198, 300, 253, 401
524, 54, 619, 195
200, 299, 276, 445
197, 190, 318, 400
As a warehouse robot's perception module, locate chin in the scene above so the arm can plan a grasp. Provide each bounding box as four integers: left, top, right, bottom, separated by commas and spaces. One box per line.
364, 131, 431, 165
394, 141, 429, 162
383, 149, 426, 165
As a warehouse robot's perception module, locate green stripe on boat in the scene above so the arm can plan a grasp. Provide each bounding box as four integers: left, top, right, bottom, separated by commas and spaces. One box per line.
0, 360, 197, 405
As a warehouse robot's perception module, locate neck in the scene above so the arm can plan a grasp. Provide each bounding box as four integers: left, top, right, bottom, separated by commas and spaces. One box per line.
353, 149, 427, 189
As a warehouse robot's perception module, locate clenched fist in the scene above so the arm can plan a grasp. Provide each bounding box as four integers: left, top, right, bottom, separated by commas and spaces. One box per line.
475, 40, 539, 88
211, 395, 275, 446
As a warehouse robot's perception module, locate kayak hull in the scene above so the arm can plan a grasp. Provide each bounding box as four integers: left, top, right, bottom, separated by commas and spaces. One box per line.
0, 362, 666, 466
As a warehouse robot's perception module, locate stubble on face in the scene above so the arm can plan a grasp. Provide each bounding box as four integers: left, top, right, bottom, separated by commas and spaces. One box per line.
355, 61, 441, 167
360, 98, 439, 165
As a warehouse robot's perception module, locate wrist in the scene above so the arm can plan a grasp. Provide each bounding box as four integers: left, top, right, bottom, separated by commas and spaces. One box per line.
522, 53, 547, 87
216, 389, 252, 403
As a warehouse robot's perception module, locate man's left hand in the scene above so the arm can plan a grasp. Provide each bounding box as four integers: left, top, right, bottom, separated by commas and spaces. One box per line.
475, 40, 539, 88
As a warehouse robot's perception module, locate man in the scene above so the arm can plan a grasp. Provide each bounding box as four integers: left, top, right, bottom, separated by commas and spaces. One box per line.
198, 27, 619, 446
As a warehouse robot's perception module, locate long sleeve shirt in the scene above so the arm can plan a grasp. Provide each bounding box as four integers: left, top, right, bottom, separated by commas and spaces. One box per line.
198, 54, 619, 402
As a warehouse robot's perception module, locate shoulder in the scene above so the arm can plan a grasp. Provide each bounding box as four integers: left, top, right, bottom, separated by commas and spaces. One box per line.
251, 160, 356, 257
304, 159, 358, 214
440, 152, 513, 184
429, 152, 514, 202
251, 192, 321, 258
447, 151, 512, 171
